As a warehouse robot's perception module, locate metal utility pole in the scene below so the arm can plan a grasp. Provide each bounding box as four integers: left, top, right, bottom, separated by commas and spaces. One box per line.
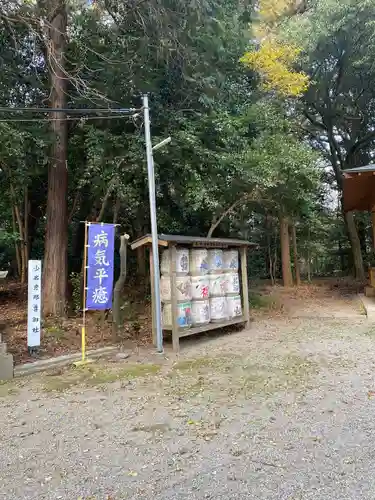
143, 95, 163, 353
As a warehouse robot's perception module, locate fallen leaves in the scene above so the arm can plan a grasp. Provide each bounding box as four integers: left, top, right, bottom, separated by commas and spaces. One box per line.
1, 280, 153, 364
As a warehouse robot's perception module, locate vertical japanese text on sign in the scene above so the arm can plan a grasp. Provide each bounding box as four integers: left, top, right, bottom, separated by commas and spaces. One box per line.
86, 224, 115, 310
27, 260, 42, 347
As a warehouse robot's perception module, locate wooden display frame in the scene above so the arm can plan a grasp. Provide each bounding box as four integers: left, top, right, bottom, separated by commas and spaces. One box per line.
131, 234, 257, 351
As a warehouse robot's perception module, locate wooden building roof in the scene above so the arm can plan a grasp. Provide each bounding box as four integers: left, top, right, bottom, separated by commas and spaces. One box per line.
130, 233, 257, 250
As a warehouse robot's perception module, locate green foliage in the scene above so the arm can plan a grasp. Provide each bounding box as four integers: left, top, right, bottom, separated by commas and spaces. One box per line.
0, 0, 349, 289
69, 272, 82, 313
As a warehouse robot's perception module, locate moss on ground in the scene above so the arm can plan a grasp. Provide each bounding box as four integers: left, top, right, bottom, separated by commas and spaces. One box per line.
0, 379, 19, 398
167, 352, 320, 402
43, 362, 161, 392
248, 292, 280, 310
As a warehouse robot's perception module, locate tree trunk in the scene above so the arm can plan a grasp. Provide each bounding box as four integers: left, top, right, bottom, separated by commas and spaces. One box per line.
13, 202, 26, 284
279, 216, 293, 287
273, 224, 278, 283
291, 222, 301, 286
24, 187, 29, 275
42, 0, 68, 316
207, 194, 249, 237
96, 178, 115, 222
112, 234, 129, 340
11, 206, 21, 278
344, 211, 365, 280
113, 197, 121, 224
265, 215, 274, 285
137, 246, 146, 277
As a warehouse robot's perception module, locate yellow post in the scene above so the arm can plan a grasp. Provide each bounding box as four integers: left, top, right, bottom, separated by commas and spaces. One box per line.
74, 221, 93, 366
81, 221, 88, 361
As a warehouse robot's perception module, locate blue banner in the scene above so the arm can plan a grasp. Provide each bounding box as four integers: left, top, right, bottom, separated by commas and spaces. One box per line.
86, 223, 115, 310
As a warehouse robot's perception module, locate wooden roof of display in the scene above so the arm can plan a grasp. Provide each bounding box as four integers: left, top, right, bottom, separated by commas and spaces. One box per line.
130, 233, 257, 250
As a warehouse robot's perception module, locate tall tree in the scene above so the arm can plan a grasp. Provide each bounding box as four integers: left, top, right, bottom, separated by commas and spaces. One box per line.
243, 0, 375, 279
42, 0, 69, 315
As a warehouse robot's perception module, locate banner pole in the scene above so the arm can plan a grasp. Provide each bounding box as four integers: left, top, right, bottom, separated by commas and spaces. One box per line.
74, 221, 93, 367
82, 221, 88, 362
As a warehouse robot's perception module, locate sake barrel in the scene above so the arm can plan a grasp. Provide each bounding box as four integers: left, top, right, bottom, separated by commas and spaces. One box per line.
227, 295, 242, 318
160, 275, 192, 302
209, 296, 228, 322
162, 301, 192, 328
191, 275, 210, 300
223, 249, 239, 272
189, 249, 209, 275
209, 273, 226, 297
225, 272, 240, 295
191, 299, 210, 325
207, 249, 224, 274
160, 248, 189, 275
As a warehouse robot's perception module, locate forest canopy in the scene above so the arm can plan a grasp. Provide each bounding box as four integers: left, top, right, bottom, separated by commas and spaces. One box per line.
0, 0, 373, 317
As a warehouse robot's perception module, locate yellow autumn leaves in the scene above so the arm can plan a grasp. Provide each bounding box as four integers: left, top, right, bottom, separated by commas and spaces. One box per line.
240, 41, 309, 97
241, 0, 309, 97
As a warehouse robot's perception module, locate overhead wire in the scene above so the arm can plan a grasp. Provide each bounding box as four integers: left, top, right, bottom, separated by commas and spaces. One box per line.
0, 106, 140, 113
0, 114, 139, 123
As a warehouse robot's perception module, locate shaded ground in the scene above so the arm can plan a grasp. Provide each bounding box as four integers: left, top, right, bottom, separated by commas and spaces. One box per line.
0, 291, 374, 499
255, 279, 366, 319
0, 280, 152, 364
1, 277, 365, 364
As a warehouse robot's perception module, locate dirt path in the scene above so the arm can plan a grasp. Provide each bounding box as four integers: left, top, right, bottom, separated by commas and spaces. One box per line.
0, 300, 374, 499
256, 282, 365, 319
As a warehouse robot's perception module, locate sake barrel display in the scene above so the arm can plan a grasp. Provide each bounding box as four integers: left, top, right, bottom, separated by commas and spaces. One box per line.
227, 295, 242, 319
160, 275, 192, 302
191, 275, 210, 300
162, 301, 192, 328
207, 249, 223, 274
210, 296, 228, 322
223, 249, 239, 272
191, 299, 210, 326
209, 273, 226, 297
189, 249, 209, 275
160, 248, 189, 275
225, 272, 240, 295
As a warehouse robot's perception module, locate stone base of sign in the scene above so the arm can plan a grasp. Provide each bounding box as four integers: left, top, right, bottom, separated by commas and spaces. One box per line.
0, 334, 14, 381
14, 346, 118, 377
0, 336, 14, 381
0, 354, 14, 381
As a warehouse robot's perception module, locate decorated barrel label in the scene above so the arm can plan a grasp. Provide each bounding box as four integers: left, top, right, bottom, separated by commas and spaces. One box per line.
162, 301, 192, 328
191, 275, 210, 300
189, 249, 209, 276
225, 272, 240, 295
210, 296, 228, 322
223, 250, 239, 272
191, 299, 210, 325
208, 249, 223, 274
160, 275, 192, 302
227, 295, 242, 318
160, 248, 189, 275
209, 273, 226, 297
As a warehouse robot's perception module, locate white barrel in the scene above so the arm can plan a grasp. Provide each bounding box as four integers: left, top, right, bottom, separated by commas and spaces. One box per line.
162, 301, 192, 328
160, 275, 192, 302
160, 248, 189, 275
191, 275, 210, 300
189, 249, 209, 275
225, 272, 240, 295
210, 296, 228, 322
227, 295, 242, 318
208, 249, 224, 274
191, 299, 210, 325
209, 273, 226, 297
223, 250, 239, 272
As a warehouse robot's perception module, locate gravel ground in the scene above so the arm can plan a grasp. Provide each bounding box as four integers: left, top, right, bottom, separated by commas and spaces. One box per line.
1, 310, 375, 500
